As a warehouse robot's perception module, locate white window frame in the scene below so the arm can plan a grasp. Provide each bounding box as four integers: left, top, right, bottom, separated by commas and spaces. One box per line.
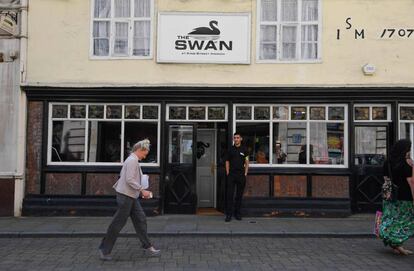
398, 104, 414, 157
256, 0, 322, 63
353, 104, 391, 122
166, 104, 228, 122
48, 102, 161, 167
90, 0, 154, 59
233, 104, 348, 168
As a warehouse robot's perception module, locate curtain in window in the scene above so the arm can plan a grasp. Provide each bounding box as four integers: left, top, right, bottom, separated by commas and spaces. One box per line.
115, 0, 131, 17
301, 25, 318, 59
310, 123, 328, 164
94, 0, 111, 18
261, 0, 277, 21
93, 21, 110, 56
135, 0, 151, 17
282, 25, 297, 59
114, 22, 129, 55
281, 0, 298, 21
133, 21, 150, 56
260, 25, 277, 60
302, 0, 318, 21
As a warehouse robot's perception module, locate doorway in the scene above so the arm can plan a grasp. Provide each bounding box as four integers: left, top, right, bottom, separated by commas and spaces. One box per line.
164, 123, 227, 214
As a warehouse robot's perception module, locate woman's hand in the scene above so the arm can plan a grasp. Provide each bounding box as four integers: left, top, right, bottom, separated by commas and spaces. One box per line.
141, 190, 153, 199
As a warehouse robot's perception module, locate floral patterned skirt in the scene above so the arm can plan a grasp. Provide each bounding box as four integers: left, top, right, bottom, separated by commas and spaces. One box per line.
379, 200, 414, 247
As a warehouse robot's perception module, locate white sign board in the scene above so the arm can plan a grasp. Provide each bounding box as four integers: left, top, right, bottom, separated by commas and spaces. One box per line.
157, 12, 251, 64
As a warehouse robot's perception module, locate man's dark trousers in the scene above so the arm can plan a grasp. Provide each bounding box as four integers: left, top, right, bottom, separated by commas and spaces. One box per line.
226, 173, 246, 217
99, 193, 151, 255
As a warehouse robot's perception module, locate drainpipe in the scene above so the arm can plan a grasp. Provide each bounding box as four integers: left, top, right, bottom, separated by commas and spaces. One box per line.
14, 0, 28, 216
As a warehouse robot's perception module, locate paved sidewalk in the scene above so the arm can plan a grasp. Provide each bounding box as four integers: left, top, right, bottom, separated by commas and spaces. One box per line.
0, 214, 375, 238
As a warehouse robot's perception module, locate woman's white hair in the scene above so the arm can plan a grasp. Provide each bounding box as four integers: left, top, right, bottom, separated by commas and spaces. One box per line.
132, 139, 151, 152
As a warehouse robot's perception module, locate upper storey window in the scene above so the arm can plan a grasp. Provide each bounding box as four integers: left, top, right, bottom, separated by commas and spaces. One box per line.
91, 0, 153, 58
257, 0, 321, 62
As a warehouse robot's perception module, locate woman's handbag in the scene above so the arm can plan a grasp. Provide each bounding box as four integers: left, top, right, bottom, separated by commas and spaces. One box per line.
382, 161, 399, 201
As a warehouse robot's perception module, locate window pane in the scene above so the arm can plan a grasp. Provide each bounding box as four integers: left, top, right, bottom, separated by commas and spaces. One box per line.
125, 105, 141, 119
400, 107, 414, 120
70, 105, 86, 118
260, 26, 277, 60
328, 107, 345, 120
94, 0, 111, 18
310, 107, 325, 120
114, 22, 129, 55
372, 107, 388, 120
52, 104, 68, 118
310, 123, 344, 165
88, 121, 121, 162
273, 122, 306, 164
355, 107, 369, 121
236, 106, 252, 120
291, 106, 306, 120
301, 25, 318, 59
124, 122, 158, 163
261, 0, 277, 21
189, 107, 206, 120
133, 21, 151, 56
254, 106, 270, 120
106, 105, 122, 119
282, 26, 297, 59
354, 126, 387, 166
88, 105, 104, 119
281, 0, 298, 21
273, 106, 289, 120
51, 121, 85, 162
93, 22, 110, 56
142, 105, 158, 119
208, 107, 226, 120
302, 0, 318, 21
236, 123, 269, 164
169, 106, 186, 120
134, 0, 151, 17
115, 0, 130, 17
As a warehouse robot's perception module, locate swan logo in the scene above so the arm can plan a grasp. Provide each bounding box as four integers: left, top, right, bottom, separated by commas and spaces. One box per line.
175, 20, 233, 52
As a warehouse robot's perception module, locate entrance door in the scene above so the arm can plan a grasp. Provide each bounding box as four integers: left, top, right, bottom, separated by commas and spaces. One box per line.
164, 124, 197, 214
196, 129, 216, 208
353, 125, 390, 212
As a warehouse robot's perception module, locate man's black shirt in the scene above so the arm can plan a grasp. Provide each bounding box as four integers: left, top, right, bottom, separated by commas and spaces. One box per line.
225, 145, 249, 175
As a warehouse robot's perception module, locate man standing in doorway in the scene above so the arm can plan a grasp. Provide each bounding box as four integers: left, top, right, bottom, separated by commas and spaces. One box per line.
99, 139, 160, 260
225, 132, 249, 222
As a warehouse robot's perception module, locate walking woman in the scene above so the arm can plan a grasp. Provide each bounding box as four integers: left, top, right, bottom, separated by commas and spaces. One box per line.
379, 139, 414, 255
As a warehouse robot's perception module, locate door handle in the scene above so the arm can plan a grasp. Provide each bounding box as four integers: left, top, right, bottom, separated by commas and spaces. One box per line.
210, 163, 215, 174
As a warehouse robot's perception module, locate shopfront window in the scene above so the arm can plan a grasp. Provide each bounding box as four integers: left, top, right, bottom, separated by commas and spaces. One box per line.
234, 104, 347, 167
400, 105, 414, 157
49, 103, 160, 166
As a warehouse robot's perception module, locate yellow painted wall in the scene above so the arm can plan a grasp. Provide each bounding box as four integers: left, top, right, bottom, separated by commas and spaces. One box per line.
26, 0, 414, 87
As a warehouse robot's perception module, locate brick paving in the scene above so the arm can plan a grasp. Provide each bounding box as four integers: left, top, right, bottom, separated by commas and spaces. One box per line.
0, 237, 413, 271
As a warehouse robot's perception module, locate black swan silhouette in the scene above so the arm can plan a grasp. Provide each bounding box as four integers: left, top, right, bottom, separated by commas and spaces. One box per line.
196, 141, 210, 159
188, 20, 220, 39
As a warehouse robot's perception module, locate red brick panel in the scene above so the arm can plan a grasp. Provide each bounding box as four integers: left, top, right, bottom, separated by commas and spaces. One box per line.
312, 176, 349, 198
274, 175, 307, 197
0, 179, 14, 216
45, 173, 82, 195
86, 173, 118, 195
243, 175, 269, 197
26, 101, 43, 194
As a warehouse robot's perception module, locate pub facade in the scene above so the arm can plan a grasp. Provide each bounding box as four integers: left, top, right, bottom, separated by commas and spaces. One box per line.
18, 0, 414, 217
